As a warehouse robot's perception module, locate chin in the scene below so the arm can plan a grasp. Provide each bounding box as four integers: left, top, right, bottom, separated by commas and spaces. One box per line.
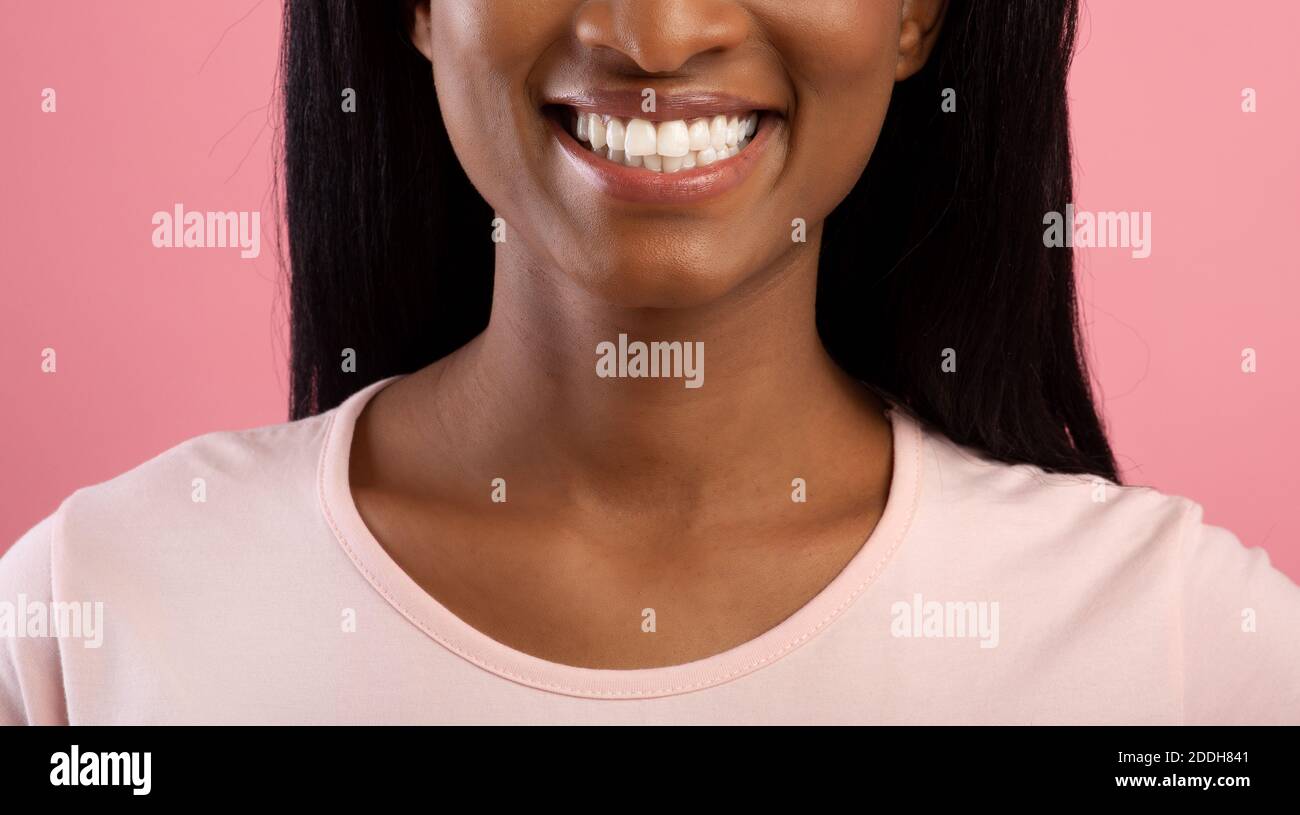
566, 248, 753, 310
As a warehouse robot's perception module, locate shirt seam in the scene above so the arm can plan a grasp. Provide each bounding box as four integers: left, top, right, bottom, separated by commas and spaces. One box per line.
316, 402, 923, 699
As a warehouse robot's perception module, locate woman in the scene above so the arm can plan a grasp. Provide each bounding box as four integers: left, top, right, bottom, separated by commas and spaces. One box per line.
2, 0, 1297, 724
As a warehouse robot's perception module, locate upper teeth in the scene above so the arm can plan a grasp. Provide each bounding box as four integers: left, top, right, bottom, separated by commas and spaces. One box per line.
571, 111, 759, 172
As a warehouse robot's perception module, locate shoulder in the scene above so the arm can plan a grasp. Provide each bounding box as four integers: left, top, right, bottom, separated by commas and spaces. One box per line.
71, 410, 330, 517
0, 410, 346, 724
908, 415, 1300, 722
2, 410, 337, 588
75, 411, 331, 538
0, 514, 66, 723
912, 417, 1293, 599
912, 416, 1195, 556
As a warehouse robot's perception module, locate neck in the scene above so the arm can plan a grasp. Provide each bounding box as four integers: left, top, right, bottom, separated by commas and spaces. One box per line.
394, 231, 891, 510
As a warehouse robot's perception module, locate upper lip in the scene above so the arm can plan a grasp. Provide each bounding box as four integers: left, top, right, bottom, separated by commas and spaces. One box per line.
542, 88, 779, 121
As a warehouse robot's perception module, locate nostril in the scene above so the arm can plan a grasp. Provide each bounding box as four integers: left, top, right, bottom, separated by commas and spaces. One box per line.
623, 44, 697, 76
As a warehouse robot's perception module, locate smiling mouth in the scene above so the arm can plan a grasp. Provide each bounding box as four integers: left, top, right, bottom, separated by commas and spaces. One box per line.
544, 97, 775, 203
562, 108, 760, 173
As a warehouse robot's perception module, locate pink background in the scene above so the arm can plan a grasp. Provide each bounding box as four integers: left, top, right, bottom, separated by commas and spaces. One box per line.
2, 2, 1297, 579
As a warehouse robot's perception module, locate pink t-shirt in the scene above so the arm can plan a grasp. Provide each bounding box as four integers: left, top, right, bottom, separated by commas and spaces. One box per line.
3, 376, 1298, 724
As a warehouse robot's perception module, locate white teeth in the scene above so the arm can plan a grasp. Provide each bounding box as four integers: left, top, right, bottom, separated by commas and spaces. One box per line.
688, 118, 711, 151
605, 118, 626, 152
588, 113, 607, 149
656, 120, 690, 158
624, 118, 658, 156
568, 108, 760, 172
709, 115, 728, 151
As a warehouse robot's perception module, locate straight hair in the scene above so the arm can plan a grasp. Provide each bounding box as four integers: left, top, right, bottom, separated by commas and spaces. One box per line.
281, 0, 1119, 481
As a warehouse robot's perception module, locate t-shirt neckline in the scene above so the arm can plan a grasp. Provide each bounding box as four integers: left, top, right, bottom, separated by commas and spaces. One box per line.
318, 375, 923, 699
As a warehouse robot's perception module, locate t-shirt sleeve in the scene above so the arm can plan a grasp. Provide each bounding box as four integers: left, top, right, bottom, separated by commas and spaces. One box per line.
1180, 501, 1300, 724
0, 511, 69, 725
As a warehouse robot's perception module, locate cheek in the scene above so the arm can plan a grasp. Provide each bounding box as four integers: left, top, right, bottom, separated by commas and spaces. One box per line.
763, 2, 902, 213
762, 0, 901, 79
426, 2, 569, 208
428, 1, 567, 76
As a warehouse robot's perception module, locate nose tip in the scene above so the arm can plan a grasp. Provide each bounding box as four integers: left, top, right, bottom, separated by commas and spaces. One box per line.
574, 0, 749, 74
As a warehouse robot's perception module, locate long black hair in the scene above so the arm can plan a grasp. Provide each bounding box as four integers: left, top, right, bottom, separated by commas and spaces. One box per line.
281, 0, 1119, 481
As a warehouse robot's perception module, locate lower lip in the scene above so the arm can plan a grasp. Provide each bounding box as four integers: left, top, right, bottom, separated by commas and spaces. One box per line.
547, 114, 775, 205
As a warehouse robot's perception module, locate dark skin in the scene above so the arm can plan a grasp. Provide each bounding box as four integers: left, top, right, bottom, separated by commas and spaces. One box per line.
350, 0, 947, 669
